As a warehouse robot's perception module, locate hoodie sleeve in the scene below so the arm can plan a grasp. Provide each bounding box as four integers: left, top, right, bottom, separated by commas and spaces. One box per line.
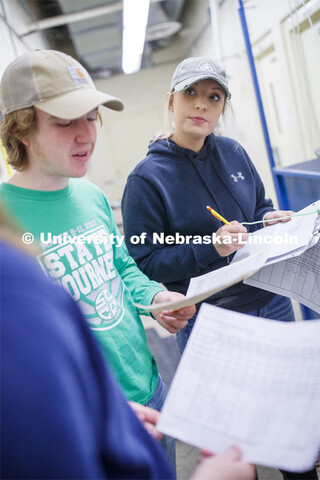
122, 174, 221, 284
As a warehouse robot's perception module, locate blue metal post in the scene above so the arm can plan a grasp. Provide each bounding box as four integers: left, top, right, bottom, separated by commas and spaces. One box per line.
238, 0, 316, 320
237, 0, 289, 209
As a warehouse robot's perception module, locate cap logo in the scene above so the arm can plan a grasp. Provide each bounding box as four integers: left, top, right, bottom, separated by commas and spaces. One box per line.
67, 65, 90, 85
198, 62, 215, 73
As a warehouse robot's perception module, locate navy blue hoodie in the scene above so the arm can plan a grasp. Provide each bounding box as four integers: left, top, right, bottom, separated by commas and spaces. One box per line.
122, 134, 275, 312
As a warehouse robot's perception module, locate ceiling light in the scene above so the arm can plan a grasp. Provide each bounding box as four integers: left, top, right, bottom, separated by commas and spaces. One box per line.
122, 0, 150, 75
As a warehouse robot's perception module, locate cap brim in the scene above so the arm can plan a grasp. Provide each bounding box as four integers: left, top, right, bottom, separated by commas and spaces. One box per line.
35, 88, 124, 119
174, 74, 230, 98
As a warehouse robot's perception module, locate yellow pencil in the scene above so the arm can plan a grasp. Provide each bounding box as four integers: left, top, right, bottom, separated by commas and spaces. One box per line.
206, 205, 231, 225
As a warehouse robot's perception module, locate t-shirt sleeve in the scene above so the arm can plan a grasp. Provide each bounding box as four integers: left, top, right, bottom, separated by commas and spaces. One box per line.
100, 192, 164, 309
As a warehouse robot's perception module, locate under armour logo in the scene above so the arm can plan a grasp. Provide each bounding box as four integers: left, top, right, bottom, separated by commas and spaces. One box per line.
198, 62, 215, 73
230, 172, 245, 182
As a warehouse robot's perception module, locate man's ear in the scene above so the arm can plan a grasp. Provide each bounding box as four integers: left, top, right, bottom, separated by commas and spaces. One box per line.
20, 138, 31, 147
11, 126, 31, 147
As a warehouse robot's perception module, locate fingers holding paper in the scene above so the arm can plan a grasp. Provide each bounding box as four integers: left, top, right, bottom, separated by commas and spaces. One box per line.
214, 221, 249, 257
191, 446, 255, 480
151, 291, 196, 334
263, 210, 295, 226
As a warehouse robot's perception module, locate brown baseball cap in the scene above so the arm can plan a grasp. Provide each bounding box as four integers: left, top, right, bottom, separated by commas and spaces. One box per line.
0, 49, 124, 119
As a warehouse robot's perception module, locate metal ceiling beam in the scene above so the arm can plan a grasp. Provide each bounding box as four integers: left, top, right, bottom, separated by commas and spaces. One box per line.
20, 0, 164, 36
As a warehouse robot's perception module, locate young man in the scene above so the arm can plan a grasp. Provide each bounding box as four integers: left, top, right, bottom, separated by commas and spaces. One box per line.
0, 49, 195, 466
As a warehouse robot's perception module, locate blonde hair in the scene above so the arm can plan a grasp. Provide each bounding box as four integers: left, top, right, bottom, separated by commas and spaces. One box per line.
0, 108, 103, 172
0, 108, 37, 171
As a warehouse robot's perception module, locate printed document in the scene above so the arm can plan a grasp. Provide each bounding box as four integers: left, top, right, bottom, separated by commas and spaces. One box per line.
245, 240, 320, 313
135, 250, 268, 312
158, 304, 320, 472
135, 201, 319, 312
186, 249, 268, 298
232, 201, 320, 266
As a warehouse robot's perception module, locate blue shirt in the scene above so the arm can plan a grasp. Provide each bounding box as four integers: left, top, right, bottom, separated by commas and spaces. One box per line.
1, 240, 174, 479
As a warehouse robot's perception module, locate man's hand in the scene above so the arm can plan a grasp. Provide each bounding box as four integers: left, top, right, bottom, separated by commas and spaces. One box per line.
263, 210, 295, 226
129, 402, 163, 441
191, 446, 255, 480
151, 291, 196, 334
214, 221, 249, 257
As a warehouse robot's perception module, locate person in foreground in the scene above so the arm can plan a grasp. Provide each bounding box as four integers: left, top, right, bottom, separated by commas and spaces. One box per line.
0, 49, 195, 468
0, 210, 255, 480
121, 56, 318, 480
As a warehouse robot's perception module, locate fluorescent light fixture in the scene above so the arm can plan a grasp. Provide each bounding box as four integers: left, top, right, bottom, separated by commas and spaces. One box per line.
122, 0, 150, 75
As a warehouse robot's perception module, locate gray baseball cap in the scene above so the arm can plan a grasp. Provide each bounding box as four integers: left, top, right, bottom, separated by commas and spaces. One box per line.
0, 49, 124, 119
170, 57, 231, 99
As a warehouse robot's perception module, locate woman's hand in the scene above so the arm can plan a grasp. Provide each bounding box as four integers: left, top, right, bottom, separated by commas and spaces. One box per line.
263, 210, 295, 226
214, 221, 249, 257
151, 291, 196, 334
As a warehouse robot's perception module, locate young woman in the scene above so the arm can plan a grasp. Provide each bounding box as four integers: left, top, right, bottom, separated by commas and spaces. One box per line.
121, 56, 318, 480
122, 56, 295, 347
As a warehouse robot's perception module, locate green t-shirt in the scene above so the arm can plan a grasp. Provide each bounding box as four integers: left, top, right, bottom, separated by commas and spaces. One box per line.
0, 179, 163, 403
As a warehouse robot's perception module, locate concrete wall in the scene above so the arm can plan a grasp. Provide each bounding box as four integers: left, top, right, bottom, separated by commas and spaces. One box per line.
1, 0, 319, 208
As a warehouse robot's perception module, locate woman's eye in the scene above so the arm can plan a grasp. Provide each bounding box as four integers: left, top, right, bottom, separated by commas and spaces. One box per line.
210, 94, 220, 101
185, 88, 195, 96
